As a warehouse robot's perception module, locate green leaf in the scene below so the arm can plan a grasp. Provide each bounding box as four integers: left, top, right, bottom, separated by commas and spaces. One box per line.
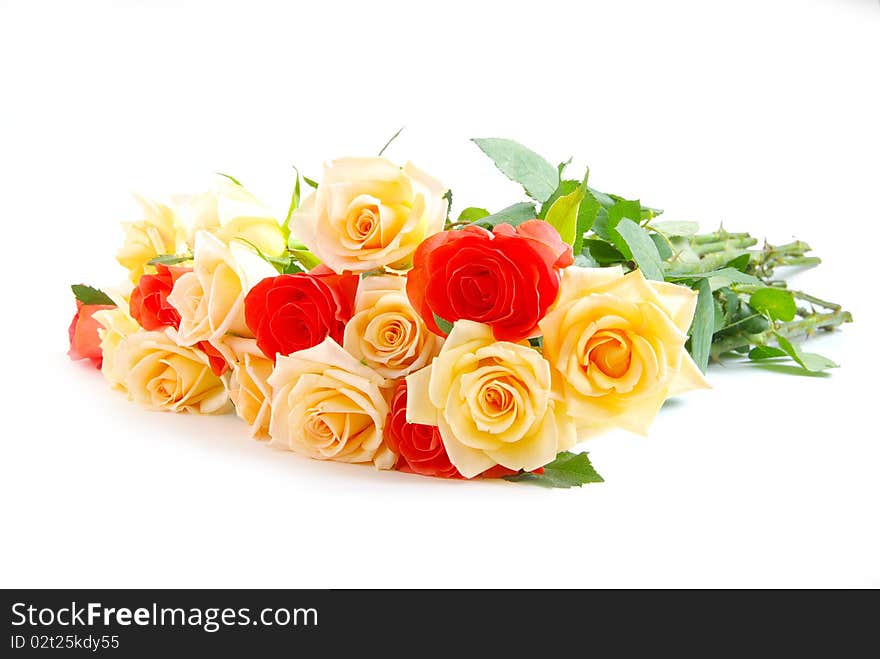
666, 267, 763, 288
726, 253, 752, 272
574, 189, 600, 254
433, 313, 454, 336
457, 207, 490, 223
147, 254, 192, 266
650, 220, 699, 237
573, 253, 598, 267
612, 219, 664, 281
749, 288, 797, 322
468, 202, 537, 228
217, 172, 243, 186
718, 286, 741, 325
543, 171, 589, 247
471, 138, 558, 202
528, 336, 543, 349
688, 279, 714, 372
607, 197, 642, 229
71, 284, 115, 306
303, 175, 319, 189
749, 345, 788, 360
582, 239, 626, 265
283, 168, 303, 235
650, 232, 673, 260
594, 197, 641, 241
774, 334, 838, 372
504, 451, 604, 488
538, 179, 578, 219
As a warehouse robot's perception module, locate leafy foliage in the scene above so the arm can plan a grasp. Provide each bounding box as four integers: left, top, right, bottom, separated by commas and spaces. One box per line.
466, 202, 537, 228
471, 138, 559, 202
147, 254, 192, 266
504, 451, 604, 488
71, 284, 115, 306
471, 135, 850, 377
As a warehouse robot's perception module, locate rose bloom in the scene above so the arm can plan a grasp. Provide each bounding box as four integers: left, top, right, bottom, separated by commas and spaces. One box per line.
167, 230, 276, 347
291, 157, 447, 273
129, 263, 189, 330
178, 177, 286, 257
111, 328, 231, 414
343, 274, 442, 379
386, 381, 461, 479
539, 266, 710, 436
68, 300, 116, 368
244, 266, 358, 361
406, 320, 576, 478
223, 337, 274, 439
406, 220, 573, 342
93, 306, 141, 391
117, 195, 188, 284
268, 337, 395, 469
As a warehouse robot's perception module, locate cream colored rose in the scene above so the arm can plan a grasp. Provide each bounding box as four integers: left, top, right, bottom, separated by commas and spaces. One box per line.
93, 305, 141, 392
112, 329, 231, 414
268, 337, 395, 468
539, 266, 710, 436
177, 177, 286, 257
292, 158, 447, 273
406, 320, 576, 478
167, 230, 276, 347
222, 337, 274, 439
117, 195, 189, 284
342, 274, 443, 379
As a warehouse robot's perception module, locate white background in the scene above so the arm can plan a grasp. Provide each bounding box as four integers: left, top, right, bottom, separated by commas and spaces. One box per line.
1, 0, 878, 588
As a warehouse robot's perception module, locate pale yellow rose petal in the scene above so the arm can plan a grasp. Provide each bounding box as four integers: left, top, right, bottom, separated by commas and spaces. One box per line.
404, 364, 438, 426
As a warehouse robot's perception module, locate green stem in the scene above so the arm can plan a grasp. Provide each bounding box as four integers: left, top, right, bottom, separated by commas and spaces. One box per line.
692, 231, 752, 245
710, 309, 852, 360
663, 249, 749, 275
790, 290, 841, 311
692, 236, 758, 256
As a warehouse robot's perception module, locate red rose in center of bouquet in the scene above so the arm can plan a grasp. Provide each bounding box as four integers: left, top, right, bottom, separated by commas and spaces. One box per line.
406, 220, 573, 342
245, 265, 358, 361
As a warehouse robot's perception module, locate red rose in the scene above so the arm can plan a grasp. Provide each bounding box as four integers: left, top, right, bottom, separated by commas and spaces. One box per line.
68, 300, 114, 368
406, 220, 570, 342
386, 381, 462, 479
244, 267, 358, 361
129, 263, 190, 331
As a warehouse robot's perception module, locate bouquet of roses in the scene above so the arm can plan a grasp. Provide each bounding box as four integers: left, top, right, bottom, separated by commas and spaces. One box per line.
68, 137, 850, 487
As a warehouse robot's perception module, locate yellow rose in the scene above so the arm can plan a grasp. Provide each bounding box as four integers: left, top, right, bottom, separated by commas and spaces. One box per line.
116, 195, 188, 284
539, 266, 710, 436
113, 329, 231, 414
167, 230, 276, 346
222, 337, 274, 439
93, 305, 140, 392
178, 177, 286, 256
292, 158, 447, 273
268, 337, 395, 469
406, 320, 576, 478
342, 274, 443, 379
